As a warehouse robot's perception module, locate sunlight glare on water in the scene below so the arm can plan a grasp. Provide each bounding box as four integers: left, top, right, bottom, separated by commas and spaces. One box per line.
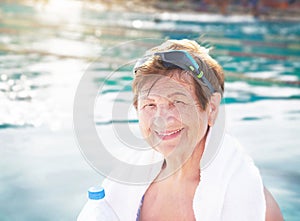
34, 0, 82, 24
0, 0, 299, 220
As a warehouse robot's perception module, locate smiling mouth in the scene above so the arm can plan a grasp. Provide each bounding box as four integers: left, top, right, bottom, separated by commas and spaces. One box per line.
155, 128, 183, 140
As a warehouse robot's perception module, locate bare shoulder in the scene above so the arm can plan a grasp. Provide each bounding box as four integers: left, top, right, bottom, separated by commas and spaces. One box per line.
264, 187, 284, 221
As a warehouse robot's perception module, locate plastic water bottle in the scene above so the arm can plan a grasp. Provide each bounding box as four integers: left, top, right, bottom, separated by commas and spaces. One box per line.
77, 186, 119, 221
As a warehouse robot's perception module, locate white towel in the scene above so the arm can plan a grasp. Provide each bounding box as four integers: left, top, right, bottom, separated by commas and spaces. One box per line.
194, 133, 266, 221
102, 110, 266, 220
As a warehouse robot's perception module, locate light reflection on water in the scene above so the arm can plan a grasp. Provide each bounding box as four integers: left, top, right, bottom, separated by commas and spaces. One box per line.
0, 1, 300, 220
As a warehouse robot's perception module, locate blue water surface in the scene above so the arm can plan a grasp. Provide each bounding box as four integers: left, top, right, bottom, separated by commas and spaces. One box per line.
0, 1, 299, 220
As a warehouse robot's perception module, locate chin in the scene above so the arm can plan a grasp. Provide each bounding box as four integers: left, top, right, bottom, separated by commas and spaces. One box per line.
155, 143, 179, 157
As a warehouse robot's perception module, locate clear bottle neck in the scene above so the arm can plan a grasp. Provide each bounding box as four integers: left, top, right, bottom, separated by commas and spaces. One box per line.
88, 198, 106, 204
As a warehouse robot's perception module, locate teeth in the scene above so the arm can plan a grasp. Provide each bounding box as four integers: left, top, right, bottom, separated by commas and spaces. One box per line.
159, 128, 182, 136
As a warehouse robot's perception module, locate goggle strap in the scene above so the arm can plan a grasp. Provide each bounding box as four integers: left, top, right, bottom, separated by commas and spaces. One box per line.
134, 50, 216, 93
133, 55, 151, 73
198, 74, 215, 93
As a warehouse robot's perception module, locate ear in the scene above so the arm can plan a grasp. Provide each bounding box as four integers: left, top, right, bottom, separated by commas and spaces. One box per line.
208, 93, 221, 127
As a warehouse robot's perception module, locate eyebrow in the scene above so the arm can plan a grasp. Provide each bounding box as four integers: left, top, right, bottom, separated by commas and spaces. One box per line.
139, 91, 188, 101
167, 92, 188, 98
139, 96, 154, 101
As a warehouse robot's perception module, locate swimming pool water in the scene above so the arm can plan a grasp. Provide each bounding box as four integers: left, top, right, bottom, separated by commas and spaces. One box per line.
0, 1, 299, 220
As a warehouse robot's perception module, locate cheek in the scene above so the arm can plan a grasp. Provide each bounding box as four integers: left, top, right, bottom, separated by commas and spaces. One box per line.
137, 111, 151, 136
185, 109, 209, 133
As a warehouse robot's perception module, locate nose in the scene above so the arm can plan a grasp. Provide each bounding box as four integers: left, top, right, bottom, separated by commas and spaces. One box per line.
156, 103, 170, 117
153, 103, 178, 127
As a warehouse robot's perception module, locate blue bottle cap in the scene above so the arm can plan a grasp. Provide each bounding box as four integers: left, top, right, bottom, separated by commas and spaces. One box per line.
88, 186, 105, 200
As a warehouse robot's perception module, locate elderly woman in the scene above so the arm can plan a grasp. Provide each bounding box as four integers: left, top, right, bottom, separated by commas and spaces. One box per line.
102, 39, 283, 221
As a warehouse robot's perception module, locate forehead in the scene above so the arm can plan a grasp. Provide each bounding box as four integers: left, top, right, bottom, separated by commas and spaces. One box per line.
138, 75, 195, 98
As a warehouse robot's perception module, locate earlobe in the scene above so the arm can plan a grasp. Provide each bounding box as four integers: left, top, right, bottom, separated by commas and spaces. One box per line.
208, 93, 221, 127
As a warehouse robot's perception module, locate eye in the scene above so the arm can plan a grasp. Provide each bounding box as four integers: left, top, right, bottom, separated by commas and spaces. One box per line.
173, 100, 186, 105
146, 103, 155, 107
142, 103, 156, 109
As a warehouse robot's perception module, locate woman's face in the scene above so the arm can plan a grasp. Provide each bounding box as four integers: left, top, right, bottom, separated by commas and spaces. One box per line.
137, 75, 210, 159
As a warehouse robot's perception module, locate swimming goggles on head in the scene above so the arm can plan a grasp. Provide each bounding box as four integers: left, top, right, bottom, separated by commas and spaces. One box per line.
134, 50, 215, 93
